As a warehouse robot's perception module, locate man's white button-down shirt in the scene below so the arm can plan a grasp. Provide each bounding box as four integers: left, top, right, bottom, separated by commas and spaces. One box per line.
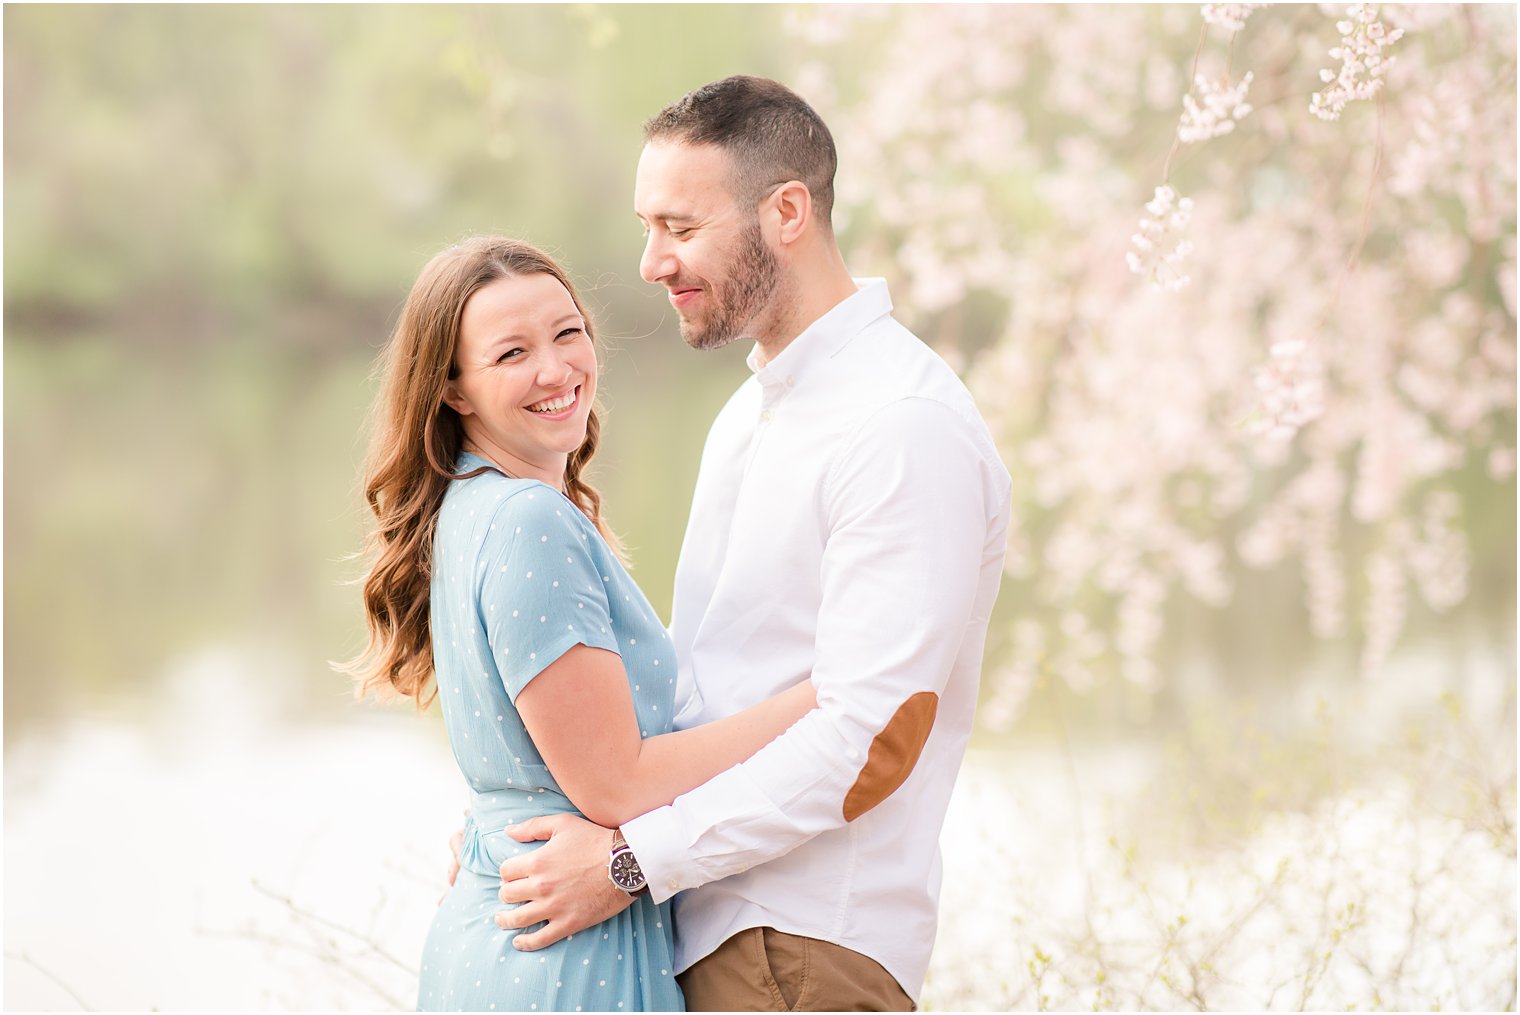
620, 279, 1012, 1001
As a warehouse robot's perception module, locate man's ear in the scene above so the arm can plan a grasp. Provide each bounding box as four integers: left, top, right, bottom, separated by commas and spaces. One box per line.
442, 379, 474, 418
769, 181, 813, 246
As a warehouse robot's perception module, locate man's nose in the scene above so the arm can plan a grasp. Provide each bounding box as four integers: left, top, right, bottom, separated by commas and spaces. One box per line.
640, 233, 674, 285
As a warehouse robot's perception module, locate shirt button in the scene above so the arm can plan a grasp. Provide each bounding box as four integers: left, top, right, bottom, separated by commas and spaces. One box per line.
667, 879, 679, 890
760, 410, 773, 422
786, 375, 795, 386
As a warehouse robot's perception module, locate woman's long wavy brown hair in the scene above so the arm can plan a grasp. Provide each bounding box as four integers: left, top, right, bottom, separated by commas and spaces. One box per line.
338, 237, 617, 708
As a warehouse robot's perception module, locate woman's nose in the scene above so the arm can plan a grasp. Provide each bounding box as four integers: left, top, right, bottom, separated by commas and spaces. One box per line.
538, 348, 574, 387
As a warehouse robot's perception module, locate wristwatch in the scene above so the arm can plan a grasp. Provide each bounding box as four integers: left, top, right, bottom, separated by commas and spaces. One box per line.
608, 829, 648, 896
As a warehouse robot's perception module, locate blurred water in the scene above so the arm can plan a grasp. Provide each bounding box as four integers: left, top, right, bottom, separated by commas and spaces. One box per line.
4, 649, 458, 1010
4, 645, 1514, 1011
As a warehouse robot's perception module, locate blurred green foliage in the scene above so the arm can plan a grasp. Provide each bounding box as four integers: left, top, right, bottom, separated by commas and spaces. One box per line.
3, 5, 781, 735
5, 4, 783, 332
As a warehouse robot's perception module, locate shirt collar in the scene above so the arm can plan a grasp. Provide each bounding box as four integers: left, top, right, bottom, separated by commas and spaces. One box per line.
746, 279, 893, 390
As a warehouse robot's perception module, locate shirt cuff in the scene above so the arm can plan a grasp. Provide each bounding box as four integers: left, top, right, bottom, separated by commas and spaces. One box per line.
619, 804, 688, 905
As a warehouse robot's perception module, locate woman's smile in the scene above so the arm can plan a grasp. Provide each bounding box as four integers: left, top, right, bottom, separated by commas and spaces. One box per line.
525, 384, 581, 418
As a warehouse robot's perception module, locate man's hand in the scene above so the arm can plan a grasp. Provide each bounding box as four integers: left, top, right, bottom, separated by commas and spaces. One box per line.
495, 813, 635, 951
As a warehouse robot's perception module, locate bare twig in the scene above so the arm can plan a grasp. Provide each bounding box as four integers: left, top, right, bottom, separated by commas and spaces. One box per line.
4, 950, 94, 1011
1161, 22, 1212, 185
1339, 91, 1385, 278
249, 878, 414, 974
196, 924, 408, 1010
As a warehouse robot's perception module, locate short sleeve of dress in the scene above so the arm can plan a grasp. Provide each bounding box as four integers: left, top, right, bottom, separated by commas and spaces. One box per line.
478, 487, 620, 702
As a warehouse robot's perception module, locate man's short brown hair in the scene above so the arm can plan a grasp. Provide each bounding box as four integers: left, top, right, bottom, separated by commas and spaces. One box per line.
643, 75, 838, 232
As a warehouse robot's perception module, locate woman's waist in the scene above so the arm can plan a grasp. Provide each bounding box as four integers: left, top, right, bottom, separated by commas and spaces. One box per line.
459, 790, 581, 878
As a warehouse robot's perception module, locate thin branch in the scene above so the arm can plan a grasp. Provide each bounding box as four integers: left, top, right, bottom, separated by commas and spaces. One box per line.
1161, 21, 1212, 184
249, 878, 415, 974
4, 950, 94, 1011
1340, 90, 1386, 278
196, 924, 408, 1010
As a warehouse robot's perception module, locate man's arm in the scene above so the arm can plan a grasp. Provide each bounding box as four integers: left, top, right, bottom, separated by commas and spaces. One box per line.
498, 398, 998, 949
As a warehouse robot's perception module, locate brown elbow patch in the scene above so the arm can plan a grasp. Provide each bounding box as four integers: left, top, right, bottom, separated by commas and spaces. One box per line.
842, 691, 939, 822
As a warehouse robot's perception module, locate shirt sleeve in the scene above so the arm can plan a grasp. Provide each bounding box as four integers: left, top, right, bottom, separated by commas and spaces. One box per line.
479, 487, 620, 703
621, 398, 997, 901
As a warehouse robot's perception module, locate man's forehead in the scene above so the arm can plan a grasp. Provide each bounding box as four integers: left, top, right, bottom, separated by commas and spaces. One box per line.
638, 139, 732, 173
635, 141, 735, 210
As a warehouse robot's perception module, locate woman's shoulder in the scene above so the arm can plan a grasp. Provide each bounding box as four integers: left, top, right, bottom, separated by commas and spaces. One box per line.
442, 456, 558, 513
445, 476, 573, 534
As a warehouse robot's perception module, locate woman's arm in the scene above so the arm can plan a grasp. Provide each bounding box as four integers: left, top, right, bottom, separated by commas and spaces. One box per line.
515, 644, 816, 828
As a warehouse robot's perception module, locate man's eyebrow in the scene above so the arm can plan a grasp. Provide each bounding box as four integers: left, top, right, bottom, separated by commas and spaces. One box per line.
635, 208, 691, 225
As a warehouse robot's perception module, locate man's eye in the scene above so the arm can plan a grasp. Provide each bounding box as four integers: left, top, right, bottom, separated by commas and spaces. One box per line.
669, 228, 691, 239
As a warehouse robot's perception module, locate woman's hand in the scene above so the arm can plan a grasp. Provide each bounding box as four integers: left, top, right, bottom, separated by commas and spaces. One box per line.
441, 806, 467, 905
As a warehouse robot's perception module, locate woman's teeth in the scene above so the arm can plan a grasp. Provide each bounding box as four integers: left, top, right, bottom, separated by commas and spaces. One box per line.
527, 390, 576, 413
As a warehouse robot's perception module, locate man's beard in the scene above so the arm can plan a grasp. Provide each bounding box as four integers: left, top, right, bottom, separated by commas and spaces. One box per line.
680, 220, 780, 351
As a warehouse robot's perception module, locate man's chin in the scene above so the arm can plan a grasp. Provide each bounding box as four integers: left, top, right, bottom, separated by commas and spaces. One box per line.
679, 320, 739, 351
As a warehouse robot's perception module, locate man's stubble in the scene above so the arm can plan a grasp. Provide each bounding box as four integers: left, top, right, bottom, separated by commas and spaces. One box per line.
680, 219, 792, 352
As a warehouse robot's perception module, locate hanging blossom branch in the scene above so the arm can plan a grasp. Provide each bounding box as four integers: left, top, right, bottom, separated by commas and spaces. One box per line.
1130, 4, 1403, 441
1129, 4, 1265, 292
1200, 3, 1266, 33
1127, 186, 1196, 293
1310, 4, 1406, 121
1179, 71, 1255, 143
1254, 6, 1400, 441
1249, 339, 1328, 440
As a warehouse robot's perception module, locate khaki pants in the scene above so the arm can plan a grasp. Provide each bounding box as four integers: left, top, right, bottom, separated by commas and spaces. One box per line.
677, 926, 915, 1012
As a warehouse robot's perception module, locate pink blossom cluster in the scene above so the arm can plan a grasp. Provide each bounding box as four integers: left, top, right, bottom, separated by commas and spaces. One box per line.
1178, 72, 1254, 143
1250, 339, 1325, 440
783, 5, 1514, 719
1200, 3, 1265, 33
1310, 4, 1406, 121
1126, 185, 1195, 291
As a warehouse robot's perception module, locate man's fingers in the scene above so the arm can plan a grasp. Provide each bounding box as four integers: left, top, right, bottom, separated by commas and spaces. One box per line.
499, 853, 535, 883
494, 902, 548, 931
504, 813, 569, 843
498, 876, 537, 905
503, 817, 541, 842
511, 919, 570, 953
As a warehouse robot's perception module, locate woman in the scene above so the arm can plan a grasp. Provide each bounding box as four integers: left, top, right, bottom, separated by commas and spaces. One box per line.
342, 237, 816, 1012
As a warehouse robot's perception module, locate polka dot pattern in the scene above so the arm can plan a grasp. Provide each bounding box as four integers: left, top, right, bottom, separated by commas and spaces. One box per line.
417, 455, 682, 1012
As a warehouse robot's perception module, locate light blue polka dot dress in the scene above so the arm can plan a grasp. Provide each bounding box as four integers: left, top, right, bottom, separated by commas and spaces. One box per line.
418, 452, 684, 1013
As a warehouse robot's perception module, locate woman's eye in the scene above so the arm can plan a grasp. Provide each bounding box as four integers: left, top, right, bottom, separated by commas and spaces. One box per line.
557, 327, 584, 340
497, 348, 523, 363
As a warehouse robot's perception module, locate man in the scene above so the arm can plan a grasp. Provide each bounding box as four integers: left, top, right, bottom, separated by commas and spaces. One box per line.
485, 75, 1011, 1011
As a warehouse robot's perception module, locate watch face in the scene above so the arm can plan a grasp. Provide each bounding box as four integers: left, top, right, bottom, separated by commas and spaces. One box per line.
609, 849, 645, 891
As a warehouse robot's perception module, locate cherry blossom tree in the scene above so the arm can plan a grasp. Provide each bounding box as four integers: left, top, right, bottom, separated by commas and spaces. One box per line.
784, 4, 1516, 724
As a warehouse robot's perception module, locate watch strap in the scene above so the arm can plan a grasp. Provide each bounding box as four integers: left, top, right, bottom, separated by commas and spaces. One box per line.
608, 828, 648, 896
